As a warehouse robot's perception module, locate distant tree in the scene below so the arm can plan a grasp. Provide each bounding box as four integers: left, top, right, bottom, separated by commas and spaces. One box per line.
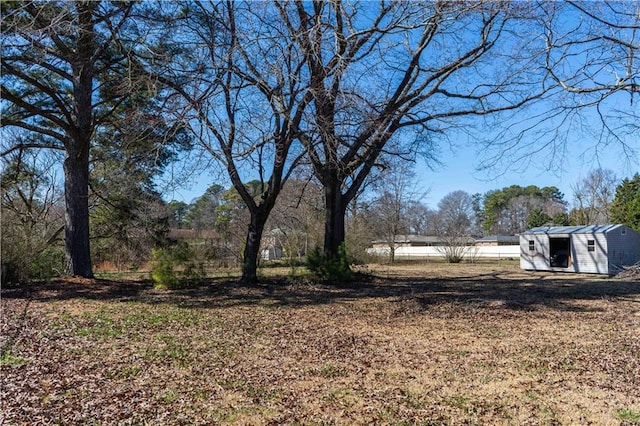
480, 185, 567, 234
405, 201, 434, 236
184, 184, 225, 231
167, 201, 190, 229
570, 168, 618, 225
610, 174, 640, 232
265, 178, 325, 264
369, 163, 426, 263
527, 208, 552, 229
433, 191, 475, 263
552, 212, 570, 226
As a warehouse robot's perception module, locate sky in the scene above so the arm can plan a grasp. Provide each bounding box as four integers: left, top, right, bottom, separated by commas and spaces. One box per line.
161, 1, 640, 211
414, 140, 637, 210
165, 134, 638, 210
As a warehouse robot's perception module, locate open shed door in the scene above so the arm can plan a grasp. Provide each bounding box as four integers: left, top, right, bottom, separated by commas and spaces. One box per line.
549, 237, 571, 268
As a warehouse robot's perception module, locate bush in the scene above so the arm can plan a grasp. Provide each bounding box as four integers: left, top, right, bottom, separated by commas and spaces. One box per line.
1, 246, 64, 286
307, 243, 353, 282
150, 244, 204, 290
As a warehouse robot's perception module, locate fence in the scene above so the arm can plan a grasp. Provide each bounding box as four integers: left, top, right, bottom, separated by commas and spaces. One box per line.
366, 245, 521, 261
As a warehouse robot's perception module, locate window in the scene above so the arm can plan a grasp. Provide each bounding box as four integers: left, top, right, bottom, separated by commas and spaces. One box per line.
587, 240, 595, 252
528, 240, 535, 251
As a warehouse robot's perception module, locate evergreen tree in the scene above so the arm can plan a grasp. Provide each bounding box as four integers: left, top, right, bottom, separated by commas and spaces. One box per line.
610, 174, 640, 232
1, 1, 140, 277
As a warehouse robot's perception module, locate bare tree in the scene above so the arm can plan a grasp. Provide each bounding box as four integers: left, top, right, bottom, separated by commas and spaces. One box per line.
369, 162, 426, 263
433, 191, 475, 263
145, 2, 310, 284
1, 1, 139, 277
276, 1, 549, 272
405, 201, 436, 236
571, 168, 618, 225
1, 146, 65, 282
265, 178, 325, 265
484, 1, 639, 171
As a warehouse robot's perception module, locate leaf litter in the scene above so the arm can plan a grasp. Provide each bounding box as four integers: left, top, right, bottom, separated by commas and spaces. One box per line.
1, 263, 639, 425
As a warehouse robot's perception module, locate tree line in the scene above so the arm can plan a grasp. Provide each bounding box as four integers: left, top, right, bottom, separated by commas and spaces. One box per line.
354, 167, 640, 263
2, 1, 638, 283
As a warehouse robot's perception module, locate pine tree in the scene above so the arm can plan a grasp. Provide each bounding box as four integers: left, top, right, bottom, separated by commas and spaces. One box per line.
610, 174, 640, 232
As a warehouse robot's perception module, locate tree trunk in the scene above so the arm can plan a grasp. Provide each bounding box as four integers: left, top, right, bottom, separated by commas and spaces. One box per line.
323, 178, 347, 259
63, 146, 93, 277
240, 210, 267, 285
62, 1, 95, 278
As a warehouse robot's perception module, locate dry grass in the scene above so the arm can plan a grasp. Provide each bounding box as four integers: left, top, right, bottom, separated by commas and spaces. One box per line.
2, 263, 640, 425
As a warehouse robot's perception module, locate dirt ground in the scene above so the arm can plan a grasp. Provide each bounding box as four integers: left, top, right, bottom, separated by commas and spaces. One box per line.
2, 262, 640, 425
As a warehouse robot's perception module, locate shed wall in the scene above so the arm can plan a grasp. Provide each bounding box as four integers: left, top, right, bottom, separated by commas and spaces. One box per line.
521, 233, 609, 273
519, 234, 550, 271
571, 233, 608, 274
606, 227, 640, 274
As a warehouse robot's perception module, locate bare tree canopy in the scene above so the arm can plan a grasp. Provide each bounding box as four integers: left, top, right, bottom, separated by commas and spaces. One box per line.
570, 168, 618, 225
280, 0, 550, 265
546, 1, 639, 99
483, 0, 639, 172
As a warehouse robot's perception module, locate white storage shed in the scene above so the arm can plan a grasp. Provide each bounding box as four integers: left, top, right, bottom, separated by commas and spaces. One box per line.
520, 224, 640, 275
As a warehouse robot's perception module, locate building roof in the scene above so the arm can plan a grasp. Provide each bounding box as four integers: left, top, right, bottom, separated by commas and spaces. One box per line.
476, 235, 519, 243
169, 228, 220, 239
371, 234, 476, 244
372, 235, 433, 244
522, 224, 624, 235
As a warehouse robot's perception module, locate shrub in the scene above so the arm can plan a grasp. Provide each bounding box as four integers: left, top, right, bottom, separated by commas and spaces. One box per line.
307, 243, 353, 282
150, 244, 204, 290
1, 245, 64, 286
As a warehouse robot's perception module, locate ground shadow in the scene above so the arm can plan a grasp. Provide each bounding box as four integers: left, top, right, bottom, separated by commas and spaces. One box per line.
2, 268, 639, 315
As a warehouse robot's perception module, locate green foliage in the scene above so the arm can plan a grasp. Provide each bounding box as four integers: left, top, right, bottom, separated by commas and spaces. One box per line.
0, 350, 26, 367
616, 408, 640, 422
150, 244, 204, 290
527, 208, 552, 228
2, 243, 65, 285
610, 174, 640, 232
480, 185, 567, 234
552, 212, 570, 226
307, 244, 352, 282
183, 184, 224, 230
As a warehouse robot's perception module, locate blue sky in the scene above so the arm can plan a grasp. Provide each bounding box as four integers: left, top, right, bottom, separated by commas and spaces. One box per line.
414, 139, 637, 210
162, 2, 640, 210
166, 136, 638, 210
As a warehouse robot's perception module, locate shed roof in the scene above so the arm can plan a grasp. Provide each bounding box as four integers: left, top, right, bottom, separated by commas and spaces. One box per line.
522, 224, 624, 235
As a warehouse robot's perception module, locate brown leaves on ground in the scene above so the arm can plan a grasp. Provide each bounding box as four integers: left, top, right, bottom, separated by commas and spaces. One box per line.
2, 263, 640, 425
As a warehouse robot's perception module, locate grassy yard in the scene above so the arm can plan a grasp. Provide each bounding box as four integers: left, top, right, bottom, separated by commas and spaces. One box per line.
1, 263, 639, 425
